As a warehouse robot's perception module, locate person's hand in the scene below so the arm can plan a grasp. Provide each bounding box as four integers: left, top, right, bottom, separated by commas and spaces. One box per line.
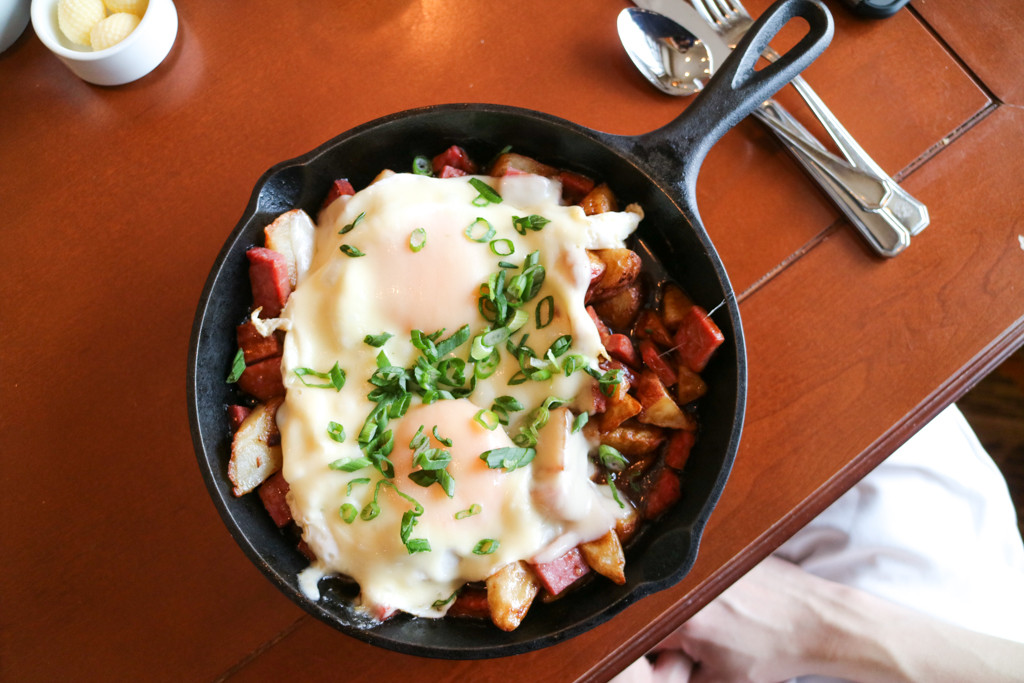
611, 649, 693, 683
652, 556, 838, 683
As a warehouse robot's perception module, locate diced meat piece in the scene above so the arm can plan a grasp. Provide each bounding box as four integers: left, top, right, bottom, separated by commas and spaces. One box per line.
558, 170, 596, 205
530, 547, 591, 596
664, 430, 696, 470
246, 247, 290, 318
591, 384, 608, 414
227, 404, 251, 432
640, 340, 677, 388
432, 145, 477, 175
236, 320, 284, 365
437, 165, 467, 178
605, 333, 640, 368
237, 356, 285, 401
448, 586, 490, 619
674, 306, 725, 372
586, 250, 607, 290
634, 310, 674, 348
642, 466, 681, 520
320, 178, 355, 211
586, 305, 612, 346
257, 471, 292, 527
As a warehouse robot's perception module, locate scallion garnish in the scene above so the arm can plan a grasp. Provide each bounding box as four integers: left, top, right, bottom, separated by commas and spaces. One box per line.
597, 444, 628, 471
480, 446, 536, 472
489, 238, 514, 256
412, 156, 432, 175
468, 178, 502, 206
294, 362, 346, 390
340, 503, 358, 523
474, 409, 500, 431
465, 217, 496, 243
512, 214, 550, 235
364, 332, 393, 347
409, 227, 427, 252
338, 211, 365, 235
346, 477, 370, 496
326, 421, 346, 443
329, 455, 371, 472
432, 591, 459, 608
340, 244, 365, 257
454, 504, 482, 520
226, 348, 245, 384
535, 295, 555, 328
572, 412, 588, 433
473, 538, 500, 555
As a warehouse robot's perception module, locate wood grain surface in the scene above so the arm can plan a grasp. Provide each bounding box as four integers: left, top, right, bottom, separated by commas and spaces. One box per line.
2, 1, 1022, 680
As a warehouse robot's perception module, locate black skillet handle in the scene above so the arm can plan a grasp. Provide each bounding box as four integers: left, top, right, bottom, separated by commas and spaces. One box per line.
625, 0, 833, 210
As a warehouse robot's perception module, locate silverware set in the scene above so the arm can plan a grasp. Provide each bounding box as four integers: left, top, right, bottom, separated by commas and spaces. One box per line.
621, 0, 928, 257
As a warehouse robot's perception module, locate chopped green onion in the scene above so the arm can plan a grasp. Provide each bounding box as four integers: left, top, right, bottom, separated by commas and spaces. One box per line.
480, 446, 536, 472
339, 503, 358, 523
475, 409, 500, 431
597, 444, 628, 471
608, 473, 626, 509
547, 334, 572, 358
409, 227, 427, 252
361, 500, 381, 521
473, 539, 500, 555
294, 362, 346, 390
535, 295, 555, 328
226, 348, 245, 384
329, 455, 371, 472
489, 238, 514, 256
474, 349, 501, 379
364, 332, 393, 347
572, 412, 589, 433
454, 504, 482, 520
340, 244, 365, 257
464, 217, 496, 243
338, 211, 365, 235
432, 591, 459, 608
512, 214, 551, 234
432, 425, 453, 447
468, 178, 502, 206
406, 538, 432, 554
412, 156, 432, 175
326, 421, 346, 443
346, 477, 370, 495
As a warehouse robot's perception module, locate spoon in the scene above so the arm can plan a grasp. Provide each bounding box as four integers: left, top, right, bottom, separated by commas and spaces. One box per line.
617, 7, 712, 95
617, 6, 911, 257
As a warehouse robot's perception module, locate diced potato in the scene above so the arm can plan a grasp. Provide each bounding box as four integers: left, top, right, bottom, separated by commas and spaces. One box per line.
593, 283, 642, 331
589, 248, 641, 301
634, 371, 697, 431
596, 420, 665, 457
488, 152, 558, 178
579, 183, 618, 215
587, 250, 607, 288
633, 310, 674, 348
228, 397, 283, 496
486, 561, 540, 632
579, 530, 626, 585
264, 208, 315, 288
661, 284, 694, 331
600, 390, 642, 432
677, 365, 709, 405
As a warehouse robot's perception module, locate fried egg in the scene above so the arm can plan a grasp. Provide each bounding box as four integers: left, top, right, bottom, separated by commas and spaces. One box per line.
277, 172, 640, 617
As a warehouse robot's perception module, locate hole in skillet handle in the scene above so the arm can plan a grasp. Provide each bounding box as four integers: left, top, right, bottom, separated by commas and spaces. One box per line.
625, 0, 834, 213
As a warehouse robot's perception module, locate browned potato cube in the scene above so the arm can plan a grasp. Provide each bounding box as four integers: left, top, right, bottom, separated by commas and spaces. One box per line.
634, 310, 674, 348
593, 283, 642, 331
600, 391, 643, 432
579, 183, 618, 215
677, 365, 709, 405
661, 283, 695, 331
488, 152, 558, 178
634, 371, 697, 431
589, 248, 641, 301
579, 530, 627, 585
597, 420, 665, 457
486, 561, 540, 632
228, 397, 284, 496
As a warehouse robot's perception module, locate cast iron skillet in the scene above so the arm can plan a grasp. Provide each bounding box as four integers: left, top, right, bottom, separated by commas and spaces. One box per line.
188, 0, 832, 659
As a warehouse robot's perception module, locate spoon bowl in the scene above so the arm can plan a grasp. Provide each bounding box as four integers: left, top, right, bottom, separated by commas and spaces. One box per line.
617, 7, 713, 95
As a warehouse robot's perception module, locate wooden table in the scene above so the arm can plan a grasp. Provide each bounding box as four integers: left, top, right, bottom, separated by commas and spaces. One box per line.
3, 0, 1022, 680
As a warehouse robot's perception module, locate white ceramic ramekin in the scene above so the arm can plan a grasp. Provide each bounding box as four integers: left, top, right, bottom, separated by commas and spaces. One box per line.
30, 0, 177, 86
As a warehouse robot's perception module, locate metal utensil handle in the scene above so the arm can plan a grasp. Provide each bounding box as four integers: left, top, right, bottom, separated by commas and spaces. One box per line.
758, 101, 910, 256
626, 0, 833, 207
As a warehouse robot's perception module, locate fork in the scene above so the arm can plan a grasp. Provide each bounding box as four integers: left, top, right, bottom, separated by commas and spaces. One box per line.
691, 0, 928, 236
